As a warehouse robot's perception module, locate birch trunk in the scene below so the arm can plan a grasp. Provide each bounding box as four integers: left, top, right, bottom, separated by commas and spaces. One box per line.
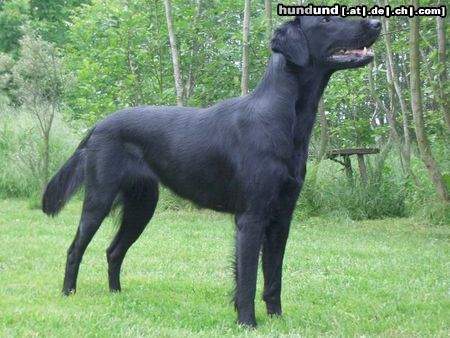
265, 0, 272, 40
163, 0, 184, 106
186, 0, 202, 102
382, 13, 411, 173
317, 98, 329, 161
241, 0, 250, 95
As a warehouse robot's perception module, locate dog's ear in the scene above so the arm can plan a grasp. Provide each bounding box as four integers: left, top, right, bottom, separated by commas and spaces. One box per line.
270, 18, 309, 67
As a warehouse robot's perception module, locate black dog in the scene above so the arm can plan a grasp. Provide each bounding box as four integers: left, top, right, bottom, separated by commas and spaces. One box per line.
42, 16, 380, 327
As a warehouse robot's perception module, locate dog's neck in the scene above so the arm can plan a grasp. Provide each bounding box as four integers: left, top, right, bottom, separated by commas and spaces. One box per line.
252, 54, 332, 149
293, 67, 331, 149
295, 66, 331, 113
252, 54, 300, 100
252, 53, 331, 111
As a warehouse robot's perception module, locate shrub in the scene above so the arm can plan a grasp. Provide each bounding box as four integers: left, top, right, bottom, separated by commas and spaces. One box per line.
0, 106, 78, 200
297, 157, 408, 220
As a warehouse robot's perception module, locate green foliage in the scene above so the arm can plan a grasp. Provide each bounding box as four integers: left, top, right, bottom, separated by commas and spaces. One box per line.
28, 0, 90, 45
64, 0, 173, 122
1, 31, 66, 115
406, 143, 450, 225
0, 107, 77, 198
0, 0, 30, 54
297, 159, 408, 221
12, 32, 65, 107
322, 68, 379, 148
299, 141, 449, 224
415, 197, 450, 226
0, 0, 90, 55
64, 0, 270, 123
0, 52, 15, 103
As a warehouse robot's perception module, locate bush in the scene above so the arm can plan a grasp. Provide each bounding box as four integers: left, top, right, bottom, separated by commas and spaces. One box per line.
406, 145, 450, 225
0, 106, 78, 200
297, 157, 408, 220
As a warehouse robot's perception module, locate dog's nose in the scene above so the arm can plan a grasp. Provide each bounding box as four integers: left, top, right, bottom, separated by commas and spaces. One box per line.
369, 19, 381, 30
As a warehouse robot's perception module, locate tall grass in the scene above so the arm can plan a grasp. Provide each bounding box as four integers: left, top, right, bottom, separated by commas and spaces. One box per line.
298, 150, 449, 224
0, 107, 78, 200
0, 106, 194, 210
405, 145, 450, 225
297, 158, 408, 221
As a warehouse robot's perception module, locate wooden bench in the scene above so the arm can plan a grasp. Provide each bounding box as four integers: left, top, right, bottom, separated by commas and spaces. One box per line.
327, 148, 379, 183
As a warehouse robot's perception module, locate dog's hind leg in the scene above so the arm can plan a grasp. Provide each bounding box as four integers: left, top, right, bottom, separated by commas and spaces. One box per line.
106, 180, 158, 292
62, 185, 118, 295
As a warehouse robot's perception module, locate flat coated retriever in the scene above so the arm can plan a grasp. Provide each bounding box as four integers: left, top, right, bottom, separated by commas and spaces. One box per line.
42, 15, 381, 327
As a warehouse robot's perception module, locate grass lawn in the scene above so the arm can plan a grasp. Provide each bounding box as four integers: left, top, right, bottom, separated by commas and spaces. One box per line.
0, 199, 449, 337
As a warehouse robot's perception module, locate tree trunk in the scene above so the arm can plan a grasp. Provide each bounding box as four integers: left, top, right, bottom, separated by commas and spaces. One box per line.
43, 131, 49, 189
357, 154, 368, 185
344, 155, 353, 180
409, 1, 449, 202
152, 0, 165, 94
375, 135, 393, 177
125, 27, 144, 105
368, 61, 408, 173
436, 13, 450, 131
163, 0, 184, 106
186, 0, 202, 102
42, 57, 57, 191
382, 13, 411, 173
265, 0, 272, 40
241, 0, 251, 95
317, 98, 329, 161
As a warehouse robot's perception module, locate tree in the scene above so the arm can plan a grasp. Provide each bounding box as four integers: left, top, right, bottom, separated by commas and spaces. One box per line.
240, 0, 250, 95
317, 98, 329, 161
163, 0, 184, 106
29, 0, 89, 46
65, 0, 175, 121
0, 0, 30, 54
186, 0, 202, 103
381, 13, 411, 174
12, 33, 64, 190
436, 12, 449, 131
265, 0, 272, 39
409, 1, 449, 202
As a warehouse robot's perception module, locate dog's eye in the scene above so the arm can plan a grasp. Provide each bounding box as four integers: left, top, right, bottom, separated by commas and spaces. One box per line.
321, 17, 330, 24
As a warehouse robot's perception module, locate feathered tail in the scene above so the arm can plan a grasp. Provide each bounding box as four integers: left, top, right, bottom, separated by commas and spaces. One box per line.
42, 128, 95, 216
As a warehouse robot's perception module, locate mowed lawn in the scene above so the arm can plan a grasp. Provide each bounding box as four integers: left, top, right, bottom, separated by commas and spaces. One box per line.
0, 199, 448, 337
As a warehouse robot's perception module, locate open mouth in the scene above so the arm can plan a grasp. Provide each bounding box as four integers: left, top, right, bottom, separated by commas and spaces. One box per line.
329, 47, 374, 60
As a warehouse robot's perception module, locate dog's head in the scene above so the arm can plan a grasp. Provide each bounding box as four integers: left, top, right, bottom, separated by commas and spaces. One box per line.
270, 16, 381, 70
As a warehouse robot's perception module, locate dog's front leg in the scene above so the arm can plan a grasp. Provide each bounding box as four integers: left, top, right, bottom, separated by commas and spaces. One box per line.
262, 214, 292, 316
234, 212, 266, 327
262, 179, 299, 316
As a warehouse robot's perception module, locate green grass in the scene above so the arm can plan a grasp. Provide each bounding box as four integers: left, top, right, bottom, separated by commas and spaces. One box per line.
0, 199, 449, 337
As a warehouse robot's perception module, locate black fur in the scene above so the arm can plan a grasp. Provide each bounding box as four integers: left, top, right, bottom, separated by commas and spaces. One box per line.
42, 127, 95, 216
42, 16, 380, 327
